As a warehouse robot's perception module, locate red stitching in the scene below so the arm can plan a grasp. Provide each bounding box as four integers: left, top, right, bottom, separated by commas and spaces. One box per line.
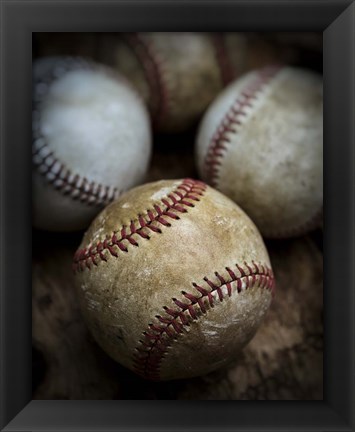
203, 66, 281, 187
72, 179, 207, 273
133, 260, 275, 380
202, 64, 322, 239
123, 33, 170, 129
33, 57, 123, 207
211, 33, 235, 86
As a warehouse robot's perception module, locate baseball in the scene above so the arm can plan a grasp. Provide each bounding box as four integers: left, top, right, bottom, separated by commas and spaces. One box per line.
196, 66, 323, 238
98, 32, 245, 132
73, 178, 275, 381
32, 56, 152, 232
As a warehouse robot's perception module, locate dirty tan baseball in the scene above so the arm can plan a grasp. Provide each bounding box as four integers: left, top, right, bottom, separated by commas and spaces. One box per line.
73, 178, 275, 381
32, 56, 151, 232
196, 66, 323, 238
99, 32, 246, 132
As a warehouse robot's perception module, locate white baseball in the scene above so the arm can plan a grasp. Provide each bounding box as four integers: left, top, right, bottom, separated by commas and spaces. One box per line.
196, 66, 323, 238
32, 57, 152, 231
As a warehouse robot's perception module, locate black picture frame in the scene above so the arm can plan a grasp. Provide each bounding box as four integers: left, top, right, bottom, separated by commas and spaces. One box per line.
1, 0, 354, 431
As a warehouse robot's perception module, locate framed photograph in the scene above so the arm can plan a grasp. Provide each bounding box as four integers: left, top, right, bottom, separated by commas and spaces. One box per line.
1, 0, 354, 431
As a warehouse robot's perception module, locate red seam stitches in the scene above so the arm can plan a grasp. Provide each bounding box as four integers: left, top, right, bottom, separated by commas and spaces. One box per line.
203, 66, 281, 187
133, 261, 275, 380
33, 57, 123, 207
123, 33, 170, 129
211, 33, 235, 86
72, 179, 207, 273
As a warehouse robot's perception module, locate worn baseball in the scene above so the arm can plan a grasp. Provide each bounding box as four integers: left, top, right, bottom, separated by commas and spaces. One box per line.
73, 178, 275, 381
32, 56, 152, 232
99, 32, 246, 132
196, 66, 323, 238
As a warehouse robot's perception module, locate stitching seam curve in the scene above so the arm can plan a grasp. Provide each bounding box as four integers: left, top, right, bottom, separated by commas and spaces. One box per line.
211, 33, 235, 86
73, 178, 207, 272
33, 57, 123, 207
133, 261, 275, 380
203, 65, 281, 188
123, 33, 170, 128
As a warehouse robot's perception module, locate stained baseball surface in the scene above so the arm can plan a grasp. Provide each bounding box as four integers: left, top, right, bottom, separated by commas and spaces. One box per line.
99, 33, 245, 132
196, 66, 323, 238
73, 178, 275, 381
32, 56, 152, 232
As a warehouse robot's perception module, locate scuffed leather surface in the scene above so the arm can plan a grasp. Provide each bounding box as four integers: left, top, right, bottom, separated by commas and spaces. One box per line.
99, 33, 243, 132
74, 179, 273, 380
196, 67, 323, 237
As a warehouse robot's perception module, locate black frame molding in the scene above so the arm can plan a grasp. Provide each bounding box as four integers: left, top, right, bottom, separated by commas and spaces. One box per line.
1, 0, 354, 431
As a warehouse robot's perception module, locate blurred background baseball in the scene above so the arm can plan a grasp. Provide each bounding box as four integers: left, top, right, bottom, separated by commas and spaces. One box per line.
32, 56, 151, 231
